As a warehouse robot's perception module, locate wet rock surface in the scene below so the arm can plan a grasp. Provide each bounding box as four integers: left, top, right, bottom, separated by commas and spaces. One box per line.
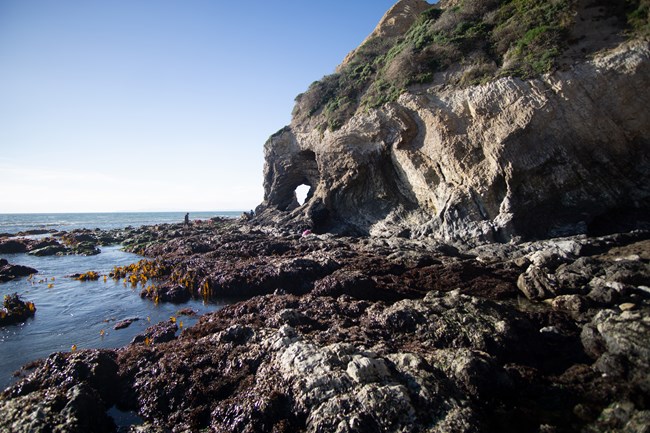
0, 259, 37, 283
0, 220, 648, 432
0, 293, 36, 326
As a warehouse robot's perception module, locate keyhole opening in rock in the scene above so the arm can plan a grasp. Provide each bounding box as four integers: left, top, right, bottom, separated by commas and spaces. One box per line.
295, 184, 311, 206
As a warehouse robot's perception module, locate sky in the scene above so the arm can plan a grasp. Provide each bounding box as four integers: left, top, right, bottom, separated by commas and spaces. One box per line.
0, 0, 406, 213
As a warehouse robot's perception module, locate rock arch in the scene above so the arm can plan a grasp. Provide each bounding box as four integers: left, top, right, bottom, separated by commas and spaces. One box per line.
264, 148, 320, 212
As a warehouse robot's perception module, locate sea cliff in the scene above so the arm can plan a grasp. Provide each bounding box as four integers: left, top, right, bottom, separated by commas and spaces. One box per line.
1, 1, 650, 432
255, 0, 650, 244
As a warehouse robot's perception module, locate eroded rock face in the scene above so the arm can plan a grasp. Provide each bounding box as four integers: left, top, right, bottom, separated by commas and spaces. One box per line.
256, 39, 650, 244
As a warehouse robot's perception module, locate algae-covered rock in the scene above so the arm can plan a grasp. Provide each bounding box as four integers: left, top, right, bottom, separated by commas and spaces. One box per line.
0, 293, 36, 326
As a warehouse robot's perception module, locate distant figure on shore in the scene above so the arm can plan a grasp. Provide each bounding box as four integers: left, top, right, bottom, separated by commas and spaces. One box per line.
184, 213, 190, 227
241, 209, 255, 221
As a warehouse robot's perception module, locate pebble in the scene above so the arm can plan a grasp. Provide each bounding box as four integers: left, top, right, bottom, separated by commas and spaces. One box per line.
618, 303, 636, 311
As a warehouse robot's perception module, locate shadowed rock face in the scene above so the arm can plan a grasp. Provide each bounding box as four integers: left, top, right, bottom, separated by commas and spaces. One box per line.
255, 2, 650, 245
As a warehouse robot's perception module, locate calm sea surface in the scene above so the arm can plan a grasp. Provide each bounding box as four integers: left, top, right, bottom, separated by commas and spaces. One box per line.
0, 212, 242, 389
0, 211, 242, 234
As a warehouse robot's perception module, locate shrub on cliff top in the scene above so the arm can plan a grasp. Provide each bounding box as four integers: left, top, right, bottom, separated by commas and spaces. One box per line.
296, 0, 644, 131
626, 0, 650, 34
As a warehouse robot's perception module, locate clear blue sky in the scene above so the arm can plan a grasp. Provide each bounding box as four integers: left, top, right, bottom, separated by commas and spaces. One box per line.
0, 0, 407, 213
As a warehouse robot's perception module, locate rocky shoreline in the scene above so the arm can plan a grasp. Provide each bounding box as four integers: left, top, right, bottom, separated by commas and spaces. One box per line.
1, 220, 649, 432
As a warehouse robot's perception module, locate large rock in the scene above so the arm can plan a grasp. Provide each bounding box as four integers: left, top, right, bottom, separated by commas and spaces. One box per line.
256, 36, 650, 244
28, 244, 67, 256
0, 239, 28, 254
0, 289, 593, 433
581, 308, 650, 394
1, 350, 120, 433
0, 259, 37, 283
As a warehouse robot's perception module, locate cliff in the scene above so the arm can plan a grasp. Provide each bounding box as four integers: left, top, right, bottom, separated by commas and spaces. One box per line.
255, 0, 650, 245
2, 2, 650, 432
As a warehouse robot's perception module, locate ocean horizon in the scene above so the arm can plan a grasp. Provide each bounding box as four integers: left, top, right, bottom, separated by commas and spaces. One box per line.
0, 210, 242, 389
0, 211, 244, 235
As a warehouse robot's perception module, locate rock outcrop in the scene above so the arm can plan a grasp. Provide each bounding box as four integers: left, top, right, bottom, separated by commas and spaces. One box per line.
2, 1, 650, 432
2, 221, 649, 432
339, 0, 432, 71
0, 259, 37, 283
255, 0, 650, 245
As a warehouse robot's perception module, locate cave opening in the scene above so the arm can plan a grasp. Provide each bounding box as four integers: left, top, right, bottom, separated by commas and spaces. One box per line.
295, 184, 311, 206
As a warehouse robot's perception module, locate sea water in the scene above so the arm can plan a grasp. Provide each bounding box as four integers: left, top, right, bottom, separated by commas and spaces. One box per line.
0, 211, 242, 234
0, 212, 241, 389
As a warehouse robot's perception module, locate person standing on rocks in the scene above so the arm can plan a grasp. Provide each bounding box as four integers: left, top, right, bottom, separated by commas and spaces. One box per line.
184, 213, 190, 227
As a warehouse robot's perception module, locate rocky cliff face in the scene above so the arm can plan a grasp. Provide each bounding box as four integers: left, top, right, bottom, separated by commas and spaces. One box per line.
255, 0, 650, 245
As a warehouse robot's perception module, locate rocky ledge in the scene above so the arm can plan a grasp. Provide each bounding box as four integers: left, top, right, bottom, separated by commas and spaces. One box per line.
1, 221, 649, 433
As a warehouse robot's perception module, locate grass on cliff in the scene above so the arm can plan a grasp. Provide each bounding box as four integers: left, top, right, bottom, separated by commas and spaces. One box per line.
295, 0, 648, 132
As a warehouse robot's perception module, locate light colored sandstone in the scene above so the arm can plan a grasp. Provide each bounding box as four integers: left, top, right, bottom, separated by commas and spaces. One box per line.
258, 40, 650, 245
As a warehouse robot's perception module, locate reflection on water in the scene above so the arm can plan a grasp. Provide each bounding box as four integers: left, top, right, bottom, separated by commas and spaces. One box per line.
0, 245, 224, 389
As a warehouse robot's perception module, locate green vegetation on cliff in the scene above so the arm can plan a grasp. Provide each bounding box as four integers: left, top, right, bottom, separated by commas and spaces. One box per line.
295, 0, 649, 131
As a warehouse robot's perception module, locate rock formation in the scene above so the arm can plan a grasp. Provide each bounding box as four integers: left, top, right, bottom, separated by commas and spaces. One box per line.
1, 1, 650, 432
255, 0, 650, 245
1, 224, 649, 432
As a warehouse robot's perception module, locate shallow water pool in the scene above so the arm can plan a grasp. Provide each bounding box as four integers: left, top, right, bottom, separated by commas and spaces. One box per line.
0, 245, 225, 389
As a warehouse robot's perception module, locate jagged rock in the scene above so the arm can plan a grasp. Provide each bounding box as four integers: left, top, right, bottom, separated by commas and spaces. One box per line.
1, 293, 36, 326
312, 269, 378, 299
114, 318, 139, 330
429, 348, 511, 401
581, 308, 650, 393
0, 282, 638, 432
586, 401, 650, 433
130, 320, 178, 345
547, 294, 588, 315
0, 350, 119, 433
140, 283, 190, 303
517, 265, 559, 300
0, 2, 649, 430
339, 0, 432, 70
0, 259, 37, 283
69, 242, 101, 256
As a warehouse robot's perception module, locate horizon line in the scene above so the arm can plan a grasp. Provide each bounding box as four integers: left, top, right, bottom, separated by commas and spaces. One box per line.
0, 210, 248, 215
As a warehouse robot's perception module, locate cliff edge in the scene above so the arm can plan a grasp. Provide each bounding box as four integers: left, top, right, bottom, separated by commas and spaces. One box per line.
255, 0, 650, 245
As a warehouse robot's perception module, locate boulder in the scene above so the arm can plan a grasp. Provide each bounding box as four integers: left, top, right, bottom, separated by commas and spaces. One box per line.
0, 239, 28, 254
581, 308, 650, 393
0, 260, 37, 283
28, 244, 67, 256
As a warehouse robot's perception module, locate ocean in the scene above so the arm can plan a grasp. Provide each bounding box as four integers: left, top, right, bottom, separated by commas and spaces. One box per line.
0, 212, 241, 389
0, 211, 242, 234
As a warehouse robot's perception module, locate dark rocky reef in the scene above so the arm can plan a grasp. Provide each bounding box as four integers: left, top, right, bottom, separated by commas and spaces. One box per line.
1, 221, 649, 432
0, 235, 99, 257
